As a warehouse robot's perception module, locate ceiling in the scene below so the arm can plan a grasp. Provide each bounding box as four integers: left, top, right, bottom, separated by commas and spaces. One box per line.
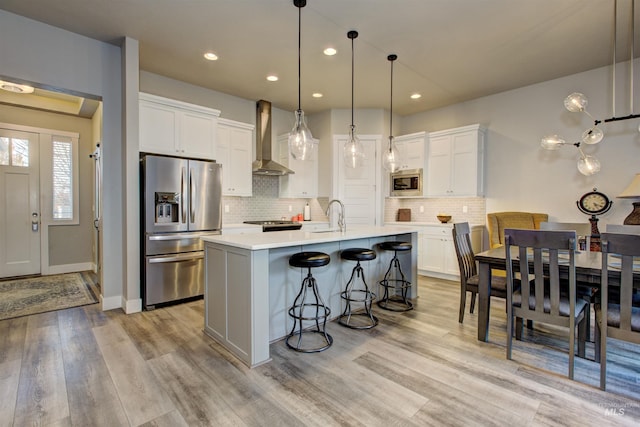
0, 0, 635, 117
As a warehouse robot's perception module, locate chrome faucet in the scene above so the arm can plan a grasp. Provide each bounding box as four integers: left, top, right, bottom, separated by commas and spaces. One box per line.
325, 199, 346, 232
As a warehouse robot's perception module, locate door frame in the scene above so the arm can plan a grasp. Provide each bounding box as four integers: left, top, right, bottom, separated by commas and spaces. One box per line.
0, 122, 80, 276
331, 134, 383, 226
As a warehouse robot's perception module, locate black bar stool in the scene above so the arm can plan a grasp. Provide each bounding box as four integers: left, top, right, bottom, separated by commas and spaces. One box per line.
286, 251, 333, 353
377, 241, 414, 312
339, 248, 378, 329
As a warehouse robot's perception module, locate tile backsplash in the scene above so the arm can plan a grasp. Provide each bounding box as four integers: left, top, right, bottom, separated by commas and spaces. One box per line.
384, 197, 486, 224
223, 176, 486, 226
222, 175, 326, 223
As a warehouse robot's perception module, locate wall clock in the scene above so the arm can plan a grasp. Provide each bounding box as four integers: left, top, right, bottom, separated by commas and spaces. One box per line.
576, 188, 612, 251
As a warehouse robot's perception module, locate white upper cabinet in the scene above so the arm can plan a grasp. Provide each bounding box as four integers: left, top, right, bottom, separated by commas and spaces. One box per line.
139, 93, 220, 159
426, 124, 485, 197
217, 118, 254, 197
277, 134, 318, 198
394, 131, 426, 171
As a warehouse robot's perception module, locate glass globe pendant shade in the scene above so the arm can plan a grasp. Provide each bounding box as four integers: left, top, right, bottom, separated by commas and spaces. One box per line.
382, 137, 401, 172
564, 92, 588, 112
581, 126, 604, 145
288, 109, 315, 160
577, 151, 601, 176
540, 134, 565, 150
344, 125, 365, 169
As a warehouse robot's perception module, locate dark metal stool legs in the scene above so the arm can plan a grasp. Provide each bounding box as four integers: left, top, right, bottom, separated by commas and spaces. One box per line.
339, 260, 378, 329
378, 251, 413, 312
286, 267, 333, 353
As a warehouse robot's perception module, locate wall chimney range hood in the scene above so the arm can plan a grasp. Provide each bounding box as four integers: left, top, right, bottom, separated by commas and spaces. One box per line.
253, 100, 294, 176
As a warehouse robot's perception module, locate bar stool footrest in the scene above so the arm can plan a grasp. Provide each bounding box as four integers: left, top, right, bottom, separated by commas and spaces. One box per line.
285, 330, 334, 353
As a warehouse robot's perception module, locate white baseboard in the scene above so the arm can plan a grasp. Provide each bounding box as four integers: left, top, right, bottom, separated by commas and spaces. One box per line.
101, 294, 122, 311
47, 262, 94, 275
124, 298, 142, 314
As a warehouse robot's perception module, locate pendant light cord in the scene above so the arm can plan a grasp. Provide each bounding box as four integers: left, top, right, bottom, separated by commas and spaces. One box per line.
297, 3, 302, 111
388, 54, 397, 149
347, 31, 358, 128
351, 34, 355, 127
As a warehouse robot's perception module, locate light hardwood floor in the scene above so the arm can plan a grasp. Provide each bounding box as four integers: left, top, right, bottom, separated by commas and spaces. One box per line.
1, 275, 639, 426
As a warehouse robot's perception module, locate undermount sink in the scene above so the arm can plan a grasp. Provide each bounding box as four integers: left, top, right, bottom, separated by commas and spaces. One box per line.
311, 229, 340, 233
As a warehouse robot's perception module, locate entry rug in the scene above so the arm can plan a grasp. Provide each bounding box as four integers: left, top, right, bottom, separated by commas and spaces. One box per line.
0, 273, 98, 321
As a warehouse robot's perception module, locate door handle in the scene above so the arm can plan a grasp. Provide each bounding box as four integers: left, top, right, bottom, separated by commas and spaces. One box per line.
31, 212, 39, 232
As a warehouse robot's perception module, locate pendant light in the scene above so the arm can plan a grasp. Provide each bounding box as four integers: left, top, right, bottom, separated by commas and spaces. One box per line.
343, 30, 365, 169
382, 54, 401, 172
288, 0, 316, 161
540, 0, 640, 176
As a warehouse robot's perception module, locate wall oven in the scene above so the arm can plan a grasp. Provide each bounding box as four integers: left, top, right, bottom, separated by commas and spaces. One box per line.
390, 168, 423, 197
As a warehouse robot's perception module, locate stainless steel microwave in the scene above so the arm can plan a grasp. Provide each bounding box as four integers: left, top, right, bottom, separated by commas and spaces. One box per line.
391, 168, 423, 197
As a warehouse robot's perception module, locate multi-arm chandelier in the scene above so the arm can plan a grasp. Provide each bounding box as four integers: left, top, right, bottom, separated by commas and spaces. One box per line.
540, 0, 640, 176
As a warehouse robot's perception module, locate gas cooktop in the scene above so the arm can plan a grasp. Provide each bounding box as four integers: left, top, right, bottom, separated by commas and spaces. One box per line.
243, 220, 302, 232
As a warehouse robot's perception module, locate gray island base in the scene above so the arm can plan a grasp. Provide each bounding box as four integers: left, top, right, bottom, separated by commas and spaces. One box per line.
201, 226, 419, 367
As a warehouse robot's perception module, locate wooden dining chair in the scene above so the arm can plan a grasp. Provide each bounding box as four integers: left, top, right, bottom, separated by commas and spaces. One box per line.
504, 229, 588, 380
606, 224, 640, 235
540, 221, 598, 337
540, 222, 592, 251
595, 232, 640, 390
452, 222, 507, 323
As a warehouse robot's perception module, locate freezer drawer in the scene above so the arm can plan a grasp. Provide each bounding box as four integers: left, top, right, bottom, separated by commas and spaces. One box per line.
144, 251, 204, 308
145, 231, 219, 256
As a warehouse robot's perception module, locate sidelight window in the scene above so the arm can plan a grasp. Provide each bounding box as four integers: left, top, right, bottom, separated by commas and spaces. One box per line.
52, 137, 74, 220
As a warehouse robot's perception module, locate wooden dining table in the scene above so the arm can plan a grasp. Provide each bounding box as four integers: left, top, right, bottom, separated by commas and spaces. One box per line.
474, 246, 640, 342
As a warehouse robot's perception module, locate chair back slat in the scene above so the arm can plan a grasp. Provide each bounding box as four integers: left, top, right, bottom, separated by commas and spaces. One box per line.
601, 233, 640, 336
453, 222, 476, 280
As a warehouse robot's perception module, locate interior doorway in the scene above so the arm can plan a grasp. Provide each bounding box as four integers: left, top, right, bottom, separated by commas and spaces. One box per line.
332, 134, 383, 226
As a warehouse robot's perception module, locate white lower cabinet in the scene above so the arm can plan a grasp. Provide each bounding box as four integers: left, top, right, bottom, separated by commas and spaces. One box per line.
421, 226, 459, 277
386, 222, 483, 280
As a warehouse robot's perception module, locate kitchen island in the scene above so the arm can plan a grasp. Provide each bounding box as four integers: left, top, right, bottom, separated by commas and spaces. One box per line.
201, 225, 419, 367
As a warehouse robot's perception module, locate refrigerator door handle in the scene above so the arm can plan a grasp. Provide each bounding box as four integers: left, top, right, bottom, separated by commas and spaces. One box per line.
148, 253, 204, 264
190, 168, 195, 223
181, 166, 187, 223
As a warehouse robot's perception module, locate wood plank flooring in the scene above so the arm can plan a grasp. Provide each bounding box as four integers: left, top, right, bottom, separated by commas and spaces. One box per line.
1, 275, 639, 426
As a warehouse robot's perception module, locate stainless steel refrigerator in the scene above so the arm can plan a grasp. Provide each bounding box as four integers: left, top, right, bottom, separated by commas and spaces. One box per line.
141, 154, 222, 309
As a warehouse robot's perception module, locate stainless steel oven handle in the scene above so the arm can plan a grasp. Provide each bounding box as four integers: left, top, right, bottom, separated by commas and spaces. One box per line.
148, 253, 204, 263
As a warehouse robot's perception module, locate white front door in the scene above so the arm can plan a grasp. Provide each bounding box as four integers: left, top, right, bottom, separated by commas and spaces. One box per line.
333, 135, 381, 226
0, 129, 40, 277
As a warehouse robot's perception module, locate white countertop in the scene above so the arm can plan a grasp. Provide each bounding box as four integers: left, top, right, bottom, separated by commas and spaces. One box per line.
385, 221, 485, 227
202, 225, 419, 250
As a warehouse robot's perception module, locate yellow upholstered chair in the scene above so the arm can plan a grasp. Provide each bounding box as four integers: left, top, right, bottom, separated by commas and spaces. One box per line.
487, 212, 549, 249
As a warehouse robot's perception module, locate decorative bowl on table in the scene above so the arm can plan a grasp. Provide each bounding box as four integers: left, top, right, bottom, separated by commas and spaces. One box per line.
437, 215, 452, 223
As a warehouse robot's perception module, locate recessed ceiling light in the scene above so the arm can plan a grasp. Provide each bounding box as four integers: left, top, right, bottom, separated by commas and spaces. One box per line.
0, 80, 34, 94
203, 52, 218, 61
410, 93, 422, 99
323, 47, 337, 56
312, 93, 323, 98
266, 75, 279, 82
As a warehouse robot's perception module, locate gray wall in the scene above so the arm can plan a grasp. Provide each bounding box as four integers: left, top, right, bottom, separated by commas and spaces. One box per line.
0, 104, 94, 266
0, 9, 124, 303
399, 61, 640, 226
